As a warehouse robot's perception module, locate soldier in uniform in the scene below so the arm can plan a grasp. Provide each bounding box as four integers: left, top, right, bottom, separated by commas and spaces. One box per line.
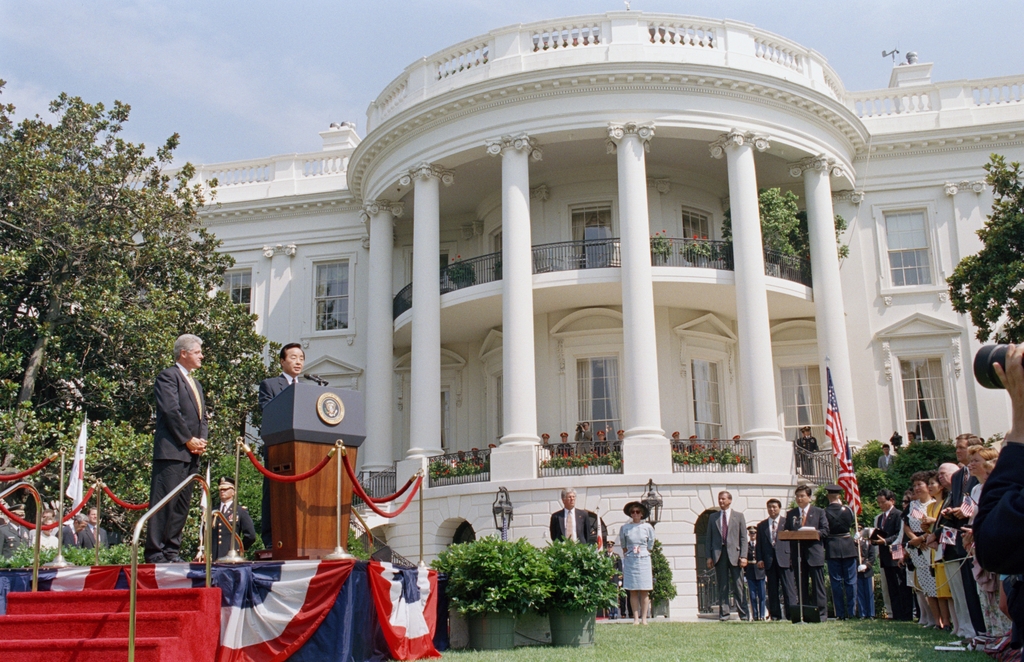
856, 531, 877, 618
824, 484, 858, 620
212, 477, 256, 559
0, 510, 23, 558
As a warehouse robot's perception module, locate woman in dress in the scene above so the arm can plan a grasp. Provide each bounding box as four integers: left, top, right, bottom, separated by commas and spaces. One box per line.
904, 471, 946, 629
620, 501, 656, 625
924, 474, 953, 627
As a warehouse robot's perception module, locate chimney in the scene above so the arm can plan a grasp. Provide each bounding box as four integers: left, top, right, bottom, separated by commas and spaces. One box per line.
888, 52, 933, 88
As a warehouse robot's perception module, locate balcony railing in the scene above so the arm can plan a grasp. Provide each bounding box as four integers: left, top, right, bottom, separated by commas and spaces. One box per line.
428, 449, 491, 487
796, 448, 836, 486
538, 439, 623, 477
353, 468, 397, 508
671, 439, 753, 473
763, 248, 812, 287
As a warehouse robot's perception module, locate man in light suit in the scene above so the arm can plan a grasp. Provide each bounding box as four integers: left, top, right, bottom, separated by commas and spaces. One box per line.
79, 507, 108, 550
144, 334, 208, 563
783, 484, 830, 621
257, 343, 305, 547
877, 444, 894, 471
706, 490, 749, 621
756, 498, 791, 621
549, 487, 598, 543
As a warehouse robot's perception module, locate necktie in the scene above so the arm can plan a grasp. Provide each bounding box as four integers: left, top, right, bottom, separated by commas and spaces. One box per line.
771, 519, 777, 546
721, 511, 728, 544
566, 511, 576, 541
801, 508, 808, 526
184, 372, 202, 420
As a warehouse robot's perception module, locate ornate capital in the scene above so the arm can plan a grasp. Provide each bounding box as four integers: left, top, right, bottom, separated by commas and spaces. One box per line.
832, 190, 865, 204
398, 162, 454, 187
361, 199, 404, 219
606, 122, 655, 154
263, 243, 297, 258
530, 184, 550, 201
945, 180, 986, 196
789, 154, 846, 179
485, 133, 542, 161
648, 178, 671, 194
709, 130, 770, 159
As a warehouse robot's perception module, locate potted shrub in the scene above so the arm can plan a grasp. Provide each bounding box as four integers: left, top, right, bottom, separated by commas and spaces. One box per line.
445, 256, 476, 287
649, 540, 677, 617
543, 539, 618, 646
432, 537, 552, 650
650, 230, 671, 264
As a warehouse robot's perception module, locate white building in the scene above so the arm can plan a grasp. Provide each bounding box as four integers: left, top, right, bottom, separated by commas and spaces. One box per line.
199, 13, 1021, 614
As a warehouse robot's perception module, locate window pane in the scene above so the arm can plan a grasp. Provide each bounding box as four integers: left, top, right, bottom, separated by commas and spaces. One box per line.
682, 208, 710, 240
315, 261, 349, 330
576, 357, 620, 438
885, 212, 932, 286
900, 357, 949, 440
780, 366, 824, 442
692, 359, 722, 439
571, 205, 612, 242
224, 270, 252, 311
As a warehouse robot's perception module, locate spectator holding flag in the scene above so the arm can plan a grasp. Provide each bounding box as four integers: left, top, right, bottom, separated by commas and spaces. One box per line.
904, 471, 947, 629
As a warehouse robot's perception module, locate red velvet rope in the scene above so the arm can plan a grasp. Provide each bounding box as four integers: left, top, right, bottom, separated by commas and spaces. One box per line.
366, 476, 416, 504
245, 447, 334, 483
0, 486, 96, 531
342, 454, 421, 518
0, 453, 58, 482
101, 483, 149, 510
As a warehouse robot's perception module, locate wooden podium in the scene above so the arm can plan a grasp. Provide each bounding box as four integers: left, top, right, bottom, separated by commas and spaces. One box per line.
261, 382, 365, 560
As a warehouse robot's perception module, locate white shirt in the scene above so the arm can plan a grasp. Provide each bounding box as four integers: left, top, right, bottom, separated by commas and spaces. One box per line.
220, 499, 234, 514
769, 515, 781, 543
282, 373, 298, 385
176, 362, 192, 378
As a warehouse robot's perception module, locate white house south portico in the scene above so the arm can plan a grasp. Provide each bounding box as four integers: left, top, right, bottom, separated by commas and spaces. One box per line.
194, 12, 1022, 614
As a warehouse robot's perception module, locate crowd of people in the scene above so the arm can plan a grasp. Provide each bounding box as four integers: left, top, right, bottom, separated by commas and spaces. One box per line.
0, 506, 108, 558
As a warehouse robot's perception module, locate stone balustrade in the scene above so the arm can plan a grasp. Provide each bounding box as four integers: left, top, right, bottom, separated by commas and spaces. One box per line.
847, 74, 1024, 123
188, 148, 354, 204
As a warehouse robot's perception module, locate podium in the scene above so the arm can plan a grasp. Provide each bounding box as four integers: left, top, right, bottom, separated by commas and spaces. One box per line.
777, 529, 821, 623
261, 382, 365, 559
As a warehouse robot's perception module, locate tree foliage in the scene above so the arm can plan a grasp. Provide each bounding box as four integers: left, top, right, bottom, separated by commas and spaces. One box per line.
723, 188, 849, 259
0, 82, 275, 542
949, 154, 1024, 342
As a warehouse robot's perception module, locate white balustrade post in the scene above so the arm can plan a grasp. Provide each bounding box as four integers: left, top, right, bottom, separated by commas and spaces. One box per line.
486, 135, 541, 480
710, 131, 789, 473
607, 122, 671, 474
793, 157, 859, 443
362, 200, 403, 472
400, 164, 453, 459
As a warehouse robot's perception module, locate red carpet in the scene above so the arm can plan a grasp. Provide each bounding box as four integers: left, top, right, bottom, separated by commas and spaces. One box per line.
0, 587, 221, 662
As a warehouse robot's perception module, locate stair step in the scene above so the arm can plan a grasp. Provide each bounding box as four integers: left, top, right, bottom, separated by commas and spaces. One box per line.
0, 612, 184, 639
6, 588, 216, 616
0, 636, 171, 662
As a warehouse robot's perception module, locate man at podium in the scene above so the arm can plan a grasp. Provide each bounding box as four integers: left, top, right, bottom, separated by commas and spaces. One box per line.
258, 343, 305, 547
783, 484, 830, 621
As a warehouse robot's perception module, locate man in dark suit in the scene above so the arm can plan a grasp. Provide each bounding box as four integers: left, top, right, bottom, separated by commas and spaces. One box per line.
79, 507, 108, 549
783, 484, 829, 621
871, 489, 912, 620
706, 490, 749, 621
144, 334, 208, 563
257, 343, 305, 548
824, 485, 858, 620
756, 498, 791, 621
549, 488, 598, 543
62, 513, 88, 549
212, 477, 257, 559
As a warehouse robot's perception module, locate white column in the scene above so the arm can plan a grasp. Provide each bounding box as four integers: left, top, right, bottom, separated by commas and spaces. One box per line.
362, 200, 403, 472
607, 122, 670, 474
262, 243, 297, 343
399, 163, 453, 458
485, 135, 542, 481
792, 156, 859, 443
710, 131, 787, 472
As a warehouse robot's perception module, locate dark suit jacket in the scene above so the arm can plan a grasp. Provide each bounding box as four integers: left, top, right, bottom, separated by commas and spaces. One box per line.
153, 366, 208, 462
824, 502, 858, 559
78, 525, 108, 549
938, 465, 978, 559
61, 525, 79, 549
213, 502, 257, 559
976, 443, 1024, 574
258, 374, 293, 411
784, 505, 829, 567
872, 507, 903, 568
756, 516, 787, 569
549, 509, 598, 543
706, 509, 747, 566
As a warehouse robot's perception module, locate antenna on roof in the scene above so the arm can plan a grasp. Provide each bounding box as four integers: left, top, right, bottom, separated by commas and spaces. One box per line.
882, 48, 900, 64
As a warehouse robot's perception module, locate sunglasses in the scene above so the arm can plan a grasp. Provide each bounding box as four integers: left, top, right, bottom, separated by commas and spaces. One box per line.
630, 509, 643, 514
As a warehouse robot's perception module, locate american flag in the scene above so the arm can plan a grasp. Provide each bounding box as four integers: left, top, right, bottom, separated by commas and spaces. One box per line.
960, 495, 977, 520
826, 367, 861, 514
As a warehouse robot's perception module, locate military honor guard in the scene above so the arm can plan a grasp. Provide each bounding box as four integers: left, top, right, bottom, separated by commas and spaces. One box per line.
213, 477, 257, 559
824, 484, 858, 620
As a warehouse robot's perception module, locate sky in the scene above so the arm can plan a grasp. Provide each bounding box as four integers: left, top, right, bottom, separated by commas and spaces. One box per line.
2, 1, 1023, 166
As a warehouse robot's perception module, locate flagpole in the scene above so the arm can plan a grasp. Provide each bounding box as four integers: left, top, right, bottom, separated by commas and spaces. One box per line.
44, 450, 70, 569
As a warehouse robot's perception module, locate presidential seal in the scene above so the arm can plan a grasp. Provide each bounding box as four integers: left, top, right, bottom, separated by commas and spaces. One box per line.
316, 392, 345, 426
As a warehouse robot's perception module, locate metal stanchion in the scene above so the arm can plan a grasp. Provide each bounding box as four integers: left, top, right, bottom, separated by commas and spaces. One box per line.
325, 440, 354, 560
0, 482, 42, 591
217, 437, 246, 563
93, 479, 103, 566
44, 450, 71, 568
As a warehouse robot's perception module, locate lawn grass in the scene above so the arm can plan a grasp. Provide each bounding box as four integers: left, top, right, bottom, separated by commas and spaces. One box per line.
441, 620, 989, 661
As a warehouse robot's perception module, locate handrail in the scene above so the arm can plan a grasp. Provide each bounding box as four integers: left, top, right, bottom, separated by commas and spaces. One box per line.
211, 510, 246, 560
129, 473, 211, 662
0, 482, 42, 591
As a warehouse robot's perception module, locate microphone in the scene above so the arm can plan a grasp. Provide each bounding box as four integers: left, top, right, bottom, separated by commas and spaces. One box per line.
303, 373, 329, 386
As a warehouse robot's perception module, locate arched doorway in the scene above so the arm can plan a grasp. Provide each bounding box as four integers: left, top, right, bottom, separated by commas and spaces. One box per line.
694, 509, 719, 616
453, 521, 476, 545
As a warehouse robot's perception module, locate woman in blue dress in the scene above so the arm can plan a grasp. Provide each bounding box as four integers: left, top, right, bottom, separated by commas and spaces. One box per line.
619, 501, 656, 625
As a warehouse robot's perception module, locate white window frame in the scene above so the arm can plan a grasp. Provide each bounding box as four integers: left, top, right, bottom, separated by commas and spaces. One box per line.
303, 250, 357, 340
690, 358, 724, 439
223, 266, 254, 313
895, 354, 953, 442
565, 197, 618, 242
574, 354, 623, 440
872, 201, 945, 297
778, 365, 825, 444
675, 315, 738, 440
681, 205, 714, 241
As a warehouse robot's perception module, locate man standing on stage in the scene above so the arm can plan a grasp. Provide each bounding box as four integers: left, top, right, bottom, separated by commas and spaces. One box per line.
257, 343, 305, 548
212, 477, 257, 559
824, 485, 858, 620
145, 334, 208, 563
784, 484, 830, 621
756, 498, 789, 621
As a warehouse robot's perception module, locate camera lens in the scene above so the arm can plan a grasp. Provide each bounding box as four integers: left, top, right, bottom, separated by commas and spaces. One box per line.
974, 344, 1009, 390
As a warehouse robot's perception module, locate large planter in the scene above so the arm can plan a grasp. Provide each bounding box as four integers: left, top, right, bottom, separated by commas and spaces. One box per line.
467, 613, 515, 650
549, 610, 595, 647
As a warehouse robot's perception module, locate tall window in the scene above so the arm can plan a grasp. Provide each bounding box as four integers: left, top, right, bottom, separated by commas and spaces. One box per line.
885, 211, 931, 286
315, 261, 349, 331
577, 357, 620, 438
900, 358, 949, 440
571, 205, 613, 241
691, 359, 722, 439
780, 366, 824, 442
224, 270, 252, 311
682, 208, 710, 240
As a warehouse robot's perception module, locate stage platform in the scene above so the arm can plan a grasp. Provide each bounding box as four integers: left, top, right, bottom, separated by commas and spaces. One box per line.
0, 560, 448, 662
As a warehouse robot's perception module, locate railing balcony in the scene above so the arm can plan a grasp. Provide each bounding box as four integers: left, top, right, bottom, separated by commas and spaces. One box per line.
795, 448, 836, 486
392, 239, 810, 319
353, 468, 397, 508
428, 449, 491, 487
671, 439, 753, 473
538, 439, 623, 477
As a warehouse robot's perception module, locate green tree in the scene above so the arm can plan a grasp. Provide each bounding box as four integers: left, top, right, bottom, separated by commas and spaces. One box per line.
0, 83, 275, 542
949, 154, 1024, 342
723, 188, 849, 258
649, 539, 677, 606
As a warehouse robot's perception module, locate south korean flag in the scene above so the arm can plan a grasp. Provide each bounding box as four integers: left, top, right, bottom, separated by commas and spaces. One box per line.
368, 561, 441, 660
